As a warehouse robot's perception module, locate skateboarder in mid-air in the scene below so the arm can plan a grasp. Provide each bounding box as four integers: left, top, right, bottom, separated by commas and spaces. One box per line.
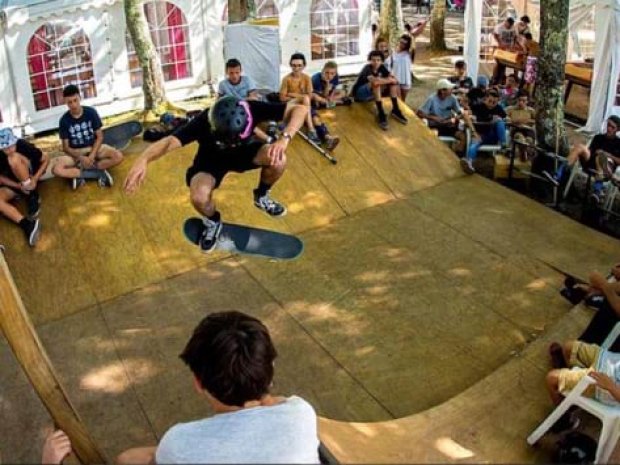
124, 96, 307, 253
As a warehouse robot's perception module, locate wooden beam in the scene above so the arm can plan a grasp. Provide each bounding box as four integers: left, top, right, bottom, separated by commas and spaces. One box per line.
0, 248, 107, 464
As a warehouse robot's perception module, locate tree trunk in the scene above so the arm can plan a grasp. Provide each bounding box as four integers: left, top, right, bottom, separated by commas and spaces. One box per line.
429, 0, 447, 52
124, 0, 166, 111
379, 0, 403, 48
534, 0, 569, 154
229, 0, 249, 23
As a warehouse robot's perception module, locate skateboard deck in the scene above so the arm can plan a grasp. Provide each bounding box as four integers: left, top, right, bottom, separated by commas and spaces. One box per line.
183, 218, 304, 260
102, 121, 143, 151
297, 131, 338, 164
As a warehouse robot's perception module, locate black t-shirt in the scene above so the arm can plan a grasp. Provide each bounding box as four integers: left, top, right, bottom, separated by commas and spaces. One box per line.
173, 101, 287, 157
351, 64, 391, 95
448, 75, 474, 90
0, 139, 43, 181
589, 134, 620, 158
472, 103, 506, 134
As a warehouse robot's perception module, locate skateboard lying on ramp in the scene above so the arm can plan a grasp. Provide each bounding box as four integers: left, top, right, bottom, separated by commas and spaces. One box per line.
183, 218, 304, 260
102, 121, 143, 151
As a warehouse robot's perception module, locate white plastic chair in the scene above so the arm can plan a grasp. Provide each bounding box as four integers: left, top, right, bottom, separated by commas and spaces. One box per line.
527, 322, 620, 464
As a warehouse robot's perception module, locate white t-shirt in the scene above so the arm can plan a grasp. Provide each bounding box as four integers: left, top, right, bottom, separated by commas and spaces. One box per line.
494, 23, 516, 48
595, 350, 620, 406
386, 51, 412, 88
155, 396, 320, 464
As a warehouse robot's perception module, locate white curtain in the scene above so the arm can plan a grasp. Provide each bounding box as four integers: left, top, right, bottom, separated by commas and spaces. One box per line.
584, 0, 620, 132
463, 0, 483, 80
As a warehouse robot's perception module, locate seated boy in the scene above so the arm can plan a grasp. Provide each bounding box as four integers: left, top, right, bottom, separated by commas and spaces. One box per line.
461, 89, 507, 174
53, 85, 123, 189
416, 79, 462, 137
351, 50, 408, 130
546, 339, 620, 412
447, 60, 474, 94
280, 53, 339, 150
500, 74, 519, 107
542, 116, 620, 203
311, 61, 350, 107
218, 58, 261, 100
0, 128, 47, 246
117, 311, 320, 464
506, 92, 536, 160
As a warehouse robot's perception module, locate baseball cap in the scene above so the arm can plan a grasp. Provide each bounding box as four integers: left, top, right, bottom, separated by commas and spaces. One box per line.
0, 128, 18, 150
436, 78, 455, 90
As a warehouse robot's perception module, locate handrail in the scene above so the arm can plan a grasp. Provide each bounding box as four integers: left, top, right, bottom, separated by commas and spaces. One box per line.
0, 247, 106, 464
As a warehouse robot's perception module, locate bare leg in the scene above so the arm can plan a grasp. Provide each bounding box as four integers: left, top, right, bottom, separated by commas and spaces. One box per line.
389, 83, 400, 98
7, 154, 31, 182
51, 155, 80, 179
189, 173, 218, 217
400, 87, 410, 102
0, 188, 23, 223
116, 446, 157, 465
546, 369, 564, 405
562, 340, 575, 367
254, 144, 287, 186
95, 145, 124, 170
566, 143, 590, 167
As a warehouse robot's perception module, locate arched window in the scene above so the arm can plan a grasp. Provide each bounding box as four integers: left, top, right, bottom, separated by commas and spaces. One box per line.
126, 1, 193, 88
222, 0, 279, 23
310, 0, 359, 60
27, 22, 96, 111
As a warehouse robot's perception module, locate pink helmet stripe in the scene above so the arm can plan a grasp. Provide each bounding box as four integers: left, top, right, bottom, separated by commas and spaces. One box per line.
238, 100, 254, 139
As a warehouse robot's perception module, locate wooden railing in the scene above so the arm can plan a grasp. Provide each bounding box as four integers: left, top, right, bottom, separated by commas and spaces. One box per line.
0, 247, 106, 464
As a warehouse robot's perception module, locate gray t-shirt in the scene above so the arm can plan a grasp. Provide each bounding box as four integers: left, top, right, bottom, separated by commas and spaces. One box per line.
155, 396, 320, 464
419, 93, 462, 119
217, 76, 257, 99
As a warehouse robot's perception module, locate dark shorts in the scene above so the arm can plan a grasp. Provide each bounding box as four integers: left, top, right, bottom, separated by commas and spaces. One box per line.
428, 121, 459, 137
185, 141, 263, 188
579, 151, 598, 171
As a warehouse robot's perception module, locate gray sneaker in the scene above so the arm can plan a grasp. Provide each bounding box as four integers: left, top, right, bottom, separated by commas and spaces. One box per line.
254, 190, 287, 217
71, 177, 86, 190
199, 217, 222, 253
23, 218, 40, 246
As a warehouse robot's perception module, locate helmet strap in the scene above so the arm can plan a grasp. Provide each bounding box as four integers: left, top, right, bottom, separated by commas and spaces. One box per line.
238, 100, 254, 140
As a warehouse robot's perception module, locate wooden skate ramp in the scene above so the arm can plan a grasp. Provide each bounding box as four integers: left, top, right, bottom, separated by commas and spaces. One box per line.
1, 105, 619, 463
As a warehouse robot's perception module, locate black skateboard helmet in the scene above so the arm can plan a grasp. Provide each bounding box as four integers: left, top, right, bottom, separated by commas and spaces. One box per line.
208, 96, 252, 143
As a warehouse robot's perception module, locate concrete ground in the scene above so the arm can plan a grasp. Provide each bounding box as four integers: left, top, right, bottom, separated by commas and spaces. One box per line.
1, 100, 618, 463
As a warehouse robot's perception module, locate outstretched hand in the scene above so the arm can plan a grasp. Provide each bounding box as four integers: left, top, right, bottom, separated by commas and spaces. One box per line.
41, 430, 72, 465
124, 158, 148, 194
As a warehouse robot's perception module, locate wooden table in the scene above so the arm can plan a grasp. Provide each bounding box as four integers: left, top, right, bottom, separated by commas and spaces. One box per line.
564, 62, 593, 103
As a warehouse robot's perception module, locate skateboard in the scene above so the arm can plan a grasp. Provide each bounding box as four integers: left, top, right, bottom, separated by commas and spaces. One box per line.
102, 121, 143, 151
297, 130, 338, 164
183, 218, 304, 260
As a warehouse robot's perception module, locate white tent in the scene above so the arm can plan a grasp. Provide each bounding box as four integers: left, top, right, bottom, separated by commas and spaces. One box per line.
463, 0, 620, 133
0, 0, 372, 133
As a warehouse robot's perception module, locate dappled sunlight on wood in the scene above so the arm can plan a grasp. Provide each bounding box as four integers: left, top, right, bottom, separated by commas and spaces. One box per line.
80, 359, 159, 394
434, 437, 475, 460
84, 214, 112, 228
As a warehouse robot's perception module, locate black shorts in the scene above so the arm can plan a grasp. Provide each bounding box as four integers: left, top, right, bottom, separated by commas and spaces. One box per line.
579, 152, 598, 171
185, 141, 263, 188
428, 121, 459, 137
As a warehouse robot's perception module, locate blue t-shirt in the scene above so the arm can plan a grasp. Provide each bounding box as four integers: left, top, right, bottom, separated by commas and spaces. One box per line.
218, 76, 257, 99
419, 93, 462, 119
311, 72, 339, 96
59, 106, 103, 149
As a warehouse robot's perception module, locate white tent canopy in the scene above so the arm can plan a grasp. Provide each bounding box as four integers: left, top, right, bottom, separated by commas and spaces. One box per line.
463, 0, 620, 133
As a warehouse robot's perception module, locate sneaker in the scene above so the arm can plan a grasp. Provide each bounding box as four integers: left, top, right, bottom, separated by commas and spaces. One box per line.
98, 170, 114, 188
27, 191, 40, 219
307, 130, 321, 145
542, 170, 560, 187
341, 97, 353, 106
71, 177, 86, 190
199, 217, 222, 253
324, 135, 340, 152
23, 218, 40, 247
378, 113, 388, 131
254, 190, 287, 217
391, 110, 408, 125
460, 158, 475, 175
